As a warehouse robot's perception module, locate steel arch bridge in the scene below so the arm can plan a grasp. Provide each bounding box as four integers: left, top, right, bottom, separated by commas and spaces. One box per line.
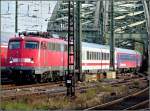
47, 0, 149, 44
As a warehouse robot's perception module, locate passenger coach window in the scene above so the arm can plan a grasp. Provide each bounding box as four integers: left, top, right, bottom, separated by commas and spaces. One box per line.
87, 51, 89, 60
25, 41, 39, 49
9, 41, 20, 49
102, 53, 104, 60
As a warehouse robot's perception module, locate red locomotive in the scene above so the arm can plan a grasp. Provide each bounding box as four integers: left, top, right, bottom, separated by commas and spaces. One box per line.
7, 35, 67, 82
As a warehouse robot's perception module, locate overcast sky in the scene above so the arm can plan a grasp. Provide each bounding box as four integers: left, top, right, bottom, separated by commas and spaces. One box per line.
1, 1, 57, 33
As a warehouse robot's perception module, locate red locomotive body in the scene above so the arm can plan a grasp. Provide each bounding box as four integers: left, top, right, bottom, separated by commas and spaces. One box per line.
7, 36, 67, 82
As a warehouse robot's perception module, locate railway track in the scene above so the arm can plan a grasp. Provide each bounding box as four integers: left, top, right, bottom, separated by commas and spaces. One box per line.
84, 87, 149, 110
113, 77, 147, 86
1, 74, 145, 91
1, 76, 147, 101
1, 81, 63, 90
101, 75, 147, 87
125, 99, 149, 110
1, 82, 97, 101
0, 72, 136, 89
1, 72, 141, 87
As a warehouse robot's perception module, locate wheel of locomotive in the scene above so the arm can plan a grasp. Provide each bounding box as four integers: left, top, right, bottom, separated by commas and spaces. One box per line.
43, 73, 49, 83
35, 74, 43, 83
47, 71, 53, 82
38, 73, 48, 83
30, 75, 36, 83
34, 75, 38, 83
14, 71, 23, 85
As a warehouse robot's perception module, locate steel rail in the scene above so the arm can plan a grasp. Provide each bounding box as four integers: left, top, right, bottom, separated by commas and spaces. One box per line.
83, 87, 149, 110
125, 99, 149, 110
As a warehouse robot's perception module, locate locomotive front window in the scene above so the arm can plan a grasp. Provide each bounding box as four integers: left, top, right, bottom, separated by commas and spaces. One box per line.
25, 41, 39, 49
9, 41, 20, 49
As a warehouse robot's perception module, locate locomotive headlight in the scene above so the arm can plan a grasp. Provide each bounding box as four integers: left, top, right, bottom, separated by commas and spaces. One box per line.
9, 58, 13, 63
9, 60, 13, 63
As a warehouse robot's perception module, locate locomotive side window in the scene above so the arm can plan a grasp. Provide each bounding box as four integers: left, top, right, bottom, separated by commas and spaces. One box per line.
25, 41, 39, 49
41, 42, 47, 49
55, 43, 61, 51
9, 41, 20, 49
48, 42, 52, 50
52, 43, 55, 50
48, 42, 61, 51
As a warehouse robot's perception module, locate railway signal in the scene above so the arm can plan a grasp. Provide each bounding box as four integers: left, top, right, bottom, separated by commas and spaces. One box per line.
66, 1, 82, 97
66, 1, 75, 97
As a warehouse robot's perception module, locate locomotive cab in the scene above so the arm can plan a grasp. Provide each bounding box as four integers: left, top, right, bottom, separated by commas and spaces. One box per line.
7, 36, 68, 83
7, 37, 40, 82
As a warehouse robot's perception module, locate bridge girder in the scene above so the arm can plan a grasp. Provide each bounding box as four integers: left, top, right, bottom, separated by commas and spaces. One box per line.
143, 1, 150, 38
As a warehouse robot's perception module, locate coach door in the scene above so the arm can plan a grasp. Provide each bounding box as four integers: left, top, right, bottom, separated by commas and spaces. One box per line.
41, 41, 47, 66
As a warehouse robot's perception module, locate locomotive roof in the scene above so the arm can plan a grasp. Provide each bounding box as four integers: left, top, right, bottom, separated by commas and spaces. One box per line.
9, 36, 66, 43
